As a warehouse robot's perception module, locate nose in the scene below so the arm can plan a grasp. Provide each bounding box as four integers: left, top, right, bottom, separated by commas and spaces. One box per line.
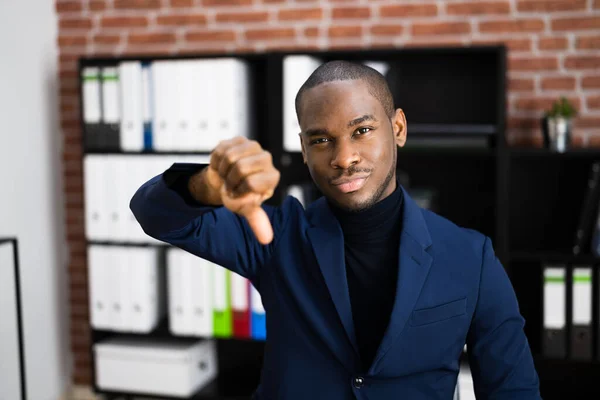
330, 139, 360, 170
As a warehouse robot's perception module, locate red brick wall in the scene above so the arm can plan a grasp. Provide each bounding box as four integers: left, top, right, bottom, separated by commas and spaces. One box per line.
56, 0, 600, 386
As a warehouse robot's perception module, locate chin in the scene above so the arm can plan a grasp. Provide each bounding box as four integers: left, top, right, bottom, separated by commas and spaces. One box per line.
329, 192, 374, 212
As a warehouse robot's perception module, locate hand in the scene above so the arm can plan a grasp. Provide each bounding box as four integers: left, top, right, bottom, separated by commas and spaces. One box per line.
206, 137, 280, 245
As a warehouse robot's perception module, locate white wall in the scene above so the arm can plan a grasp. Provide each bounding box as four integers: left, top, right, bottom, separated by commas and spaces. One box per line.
0, 1, 71, 399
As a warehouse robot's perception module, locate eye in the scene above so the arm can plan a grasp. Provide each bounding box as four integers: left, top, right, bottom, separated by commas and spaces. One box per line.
356, 127, 372, 135
310, 138, 329, 145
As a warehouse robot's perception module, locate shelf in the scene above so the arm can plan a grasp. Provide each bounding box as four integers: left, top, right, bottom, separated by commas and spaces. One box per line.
87, 240, 170, 248
510, 251, 600, 264
84, 149, 212, 156
508, 147, 600, 159
95, 375, 256, 400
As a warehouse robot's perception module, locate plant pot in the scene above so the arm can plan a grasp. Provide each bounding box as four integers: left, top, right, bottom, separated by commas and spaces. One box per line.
541, 116, 572, 153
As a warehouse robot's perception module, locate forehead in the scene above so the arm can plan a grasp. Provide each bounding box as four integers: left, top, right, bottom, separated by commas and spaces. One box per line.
298, 80, 384, 130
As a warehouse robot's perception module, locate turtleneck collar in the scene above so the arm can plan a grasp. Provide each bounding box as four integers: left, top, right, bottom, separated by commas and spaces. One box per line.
329, 179, 404, 243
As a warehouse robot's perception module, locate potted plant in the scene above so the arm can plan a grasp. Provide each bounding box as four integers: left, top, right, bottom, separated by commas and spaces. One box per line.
541, 96, 578, 153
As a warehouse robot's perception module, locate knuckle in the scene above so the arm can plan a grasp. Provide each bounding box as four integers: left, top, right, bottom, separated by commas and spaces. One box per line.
224, 148, 237, 165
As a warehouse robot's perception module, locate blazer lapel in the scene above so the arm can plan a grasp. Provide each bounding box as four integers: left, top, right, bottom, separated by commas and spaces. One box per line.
306, 198, 359, 359
369, 187, 433, 374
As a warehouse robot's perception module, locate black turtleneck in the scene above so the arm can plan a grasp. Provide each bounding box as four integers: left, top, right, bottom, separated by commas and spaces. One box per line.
330, 182, 404, 371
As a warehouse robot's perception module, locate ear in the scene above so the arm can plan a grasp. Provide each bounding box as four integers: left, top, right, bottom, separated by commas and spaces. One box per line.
392, 108, 407, 148
299, 132, 307, 164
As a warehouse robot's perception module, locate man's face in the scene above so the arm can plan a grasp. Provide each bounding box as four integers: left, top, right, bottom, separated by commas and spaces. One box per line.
298, 79, 407, 212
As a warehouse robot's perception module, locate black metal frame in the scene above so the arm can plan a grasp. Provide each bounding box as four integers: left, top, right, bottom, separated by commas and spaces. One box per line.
0, 237, 27, 400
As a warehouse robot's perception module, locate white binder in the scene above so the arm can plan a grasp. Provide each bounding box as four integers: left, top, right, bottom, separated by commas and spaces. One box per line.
119, 61, 144, 151
88, 245, 111, 329
168, 248, 192, 335
283, 55, 321, 152
82, 67, 101, 124
101, 67, 120, 125
191, 255, 214, 337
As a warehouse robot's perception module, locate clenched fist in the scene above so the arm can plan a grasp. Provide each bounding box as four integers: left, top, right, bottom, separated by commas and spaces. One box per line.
189, 137, 280, 245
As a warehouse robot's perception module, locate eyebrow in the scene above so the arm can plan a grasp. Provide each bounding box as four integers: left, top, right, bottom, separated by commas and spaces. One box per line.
303, 114, 379, 137
347, 114, 377, 128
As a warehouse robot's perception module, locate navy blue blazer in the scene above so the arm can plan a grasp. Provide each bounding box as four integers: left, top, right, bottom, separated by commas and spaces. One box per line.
130, 164, 541, 400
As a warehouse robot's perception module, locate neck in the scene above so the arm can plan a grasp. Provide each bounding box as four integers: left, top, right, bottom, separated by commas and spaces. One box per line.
330, 181, 404, 242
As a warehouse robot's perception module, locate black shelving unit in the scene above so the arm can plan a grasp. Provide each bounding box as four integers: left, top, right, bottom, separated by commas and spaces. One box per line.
78, 45, 600, 399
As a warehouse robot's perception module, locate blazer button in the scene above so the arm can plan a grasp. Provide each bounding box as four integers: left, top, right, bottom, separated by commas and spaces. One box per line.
353, 376, 364, 389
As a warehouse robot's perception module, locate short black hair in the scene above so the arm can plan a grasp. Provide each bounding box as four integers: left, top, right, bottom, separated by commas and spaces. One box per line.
295, 60, 395, 123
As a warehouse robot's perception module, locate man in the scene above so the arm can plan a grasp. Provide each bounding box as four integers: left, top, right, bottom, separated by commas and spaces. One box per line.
130, 60, 541, 399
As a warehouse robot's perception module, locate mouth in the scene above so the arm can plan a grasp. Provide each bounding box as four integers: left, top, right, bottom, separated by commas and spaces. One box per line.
330, 175, 369, 193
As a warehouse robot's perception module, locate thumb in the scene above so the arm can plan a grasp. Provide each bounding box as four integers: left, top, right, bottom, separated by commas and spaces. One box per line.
241, 205, 274, 245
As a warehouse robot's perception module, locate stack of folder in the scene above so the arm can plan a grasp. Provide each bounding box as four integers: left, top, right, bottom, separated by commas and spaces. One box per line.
81, 58, 251, 152
88, 245, 164, 333
87, 245, 267, 340
84, 154, 210, 243
543, 264, 596, 360
167, 248, 266, 340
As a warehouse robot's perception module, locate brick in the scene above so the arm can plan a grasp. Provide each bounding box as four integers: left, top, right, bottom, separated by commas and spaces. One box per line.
503, 38, 532, 51
332, 6, 371, 19
58, 35, 87, 46
515, 96, 580, 111
157, 13, 207, 26
217, 11, 269, 23
590, 135, 600, 147
73, 367, 91, 385
89, 0, 106, 11
517, 0, 586, 12
261, 42, 321, 52
404, 37, 465, 48
203, 0, 252, 5
564, 56, 600, 70
245, 28, 295, 41
380, 4, 438, 17
114, 0, 161, 9
278, 8, 322, 21
509, 134, 544, 148
541, 77, 576, 90
582, 75, 600, 88
185, 30, 236, 42
128, 32, 177, 45
304, 27, 320, 37
508, 56, 558, 71
328, 25, 363, 38
538, 36, 568, 50
552, 17, 600, 31
412, 22, 471, 36
508, 117, 539, 129
588, 95, 600, 109
479, 19, 544, 34
170, 0, 193, 6
93, 34, 121, 45
101, 16, 148, 28
59, 17, 93, 30
576, 35, 600, 49
579, 117, 600, 128
370, 24, 403, 36
56, 1, 83, 12
447, 1, 510, 15
471, 38, 531, 51
509, 78, 535, 92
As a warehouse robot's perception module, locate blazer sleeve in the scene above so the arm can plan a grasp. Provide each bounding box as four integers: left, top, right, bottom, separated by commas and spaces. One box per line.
466, 236, 542, 399
129, 162, 291, 282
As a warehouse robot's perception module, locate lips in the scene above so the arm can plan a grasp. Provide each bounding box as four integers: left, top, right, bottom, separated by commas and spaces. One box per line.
330, 175, 369, 193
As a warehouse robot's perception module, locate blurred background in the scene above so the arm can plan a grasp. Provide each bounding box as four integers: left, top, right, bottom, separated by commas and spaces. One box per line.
1, 0, 599, 399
